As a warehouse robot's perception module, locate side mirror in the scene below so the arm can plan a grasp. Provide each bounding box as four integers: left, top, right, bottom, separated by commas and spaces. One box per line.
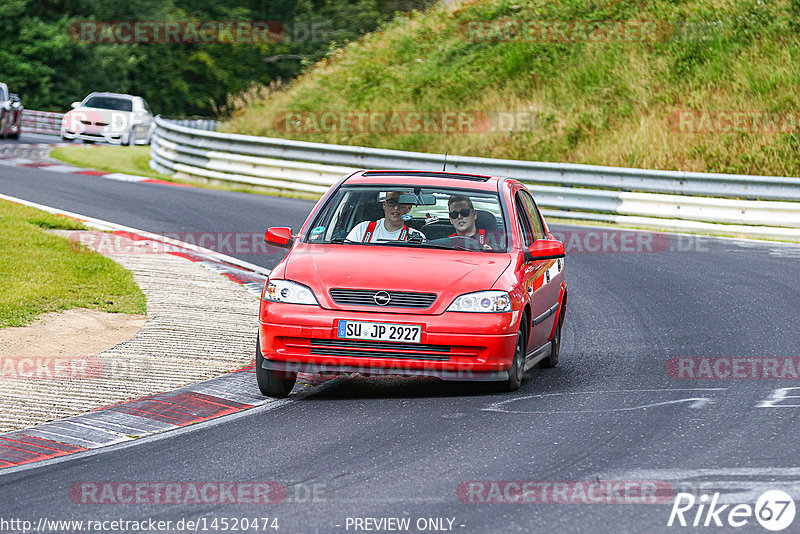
70, 101, 81, 108
523, 239, 565, 263
264, 227, 294, 249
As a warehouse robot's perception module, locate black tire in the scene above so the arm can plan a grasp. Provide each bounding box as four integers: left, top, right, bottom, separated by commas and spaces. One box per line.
541, 294, 566, 369
8, 131, 19, 140
497, 328, 526, 392
255, 335, 296, 398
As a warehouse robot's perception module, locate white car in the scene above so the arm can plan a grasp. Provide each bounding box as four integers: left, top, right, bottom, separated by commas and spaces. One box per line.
61, 92, 153, 145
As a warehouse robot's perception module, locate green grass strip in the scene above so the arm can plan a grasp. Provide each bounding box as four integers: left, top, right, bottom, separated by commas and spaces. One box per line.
0, 200, 146, 328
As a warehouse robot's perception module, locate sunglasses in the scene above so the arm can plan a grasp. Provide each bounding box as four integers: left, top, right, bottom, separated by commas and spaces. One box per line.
385, 198, 412, 208
449, 208, 473, 219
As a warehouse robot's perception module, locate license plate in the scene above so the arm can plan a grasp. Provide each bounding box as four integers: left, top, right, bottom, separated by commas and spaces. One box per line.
337, 320, 421, 343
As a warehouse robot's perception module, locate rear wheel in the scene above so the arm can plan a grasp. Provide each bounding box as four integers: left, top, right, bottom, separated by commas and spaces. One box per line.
255, 335, 296, 398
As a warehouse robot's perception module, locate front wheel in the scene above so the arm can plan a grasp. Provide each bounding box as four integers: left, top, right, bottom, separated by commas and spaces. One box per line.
497, 329, 526, 392
540, 295, 566, 369
255, 335, 296, 398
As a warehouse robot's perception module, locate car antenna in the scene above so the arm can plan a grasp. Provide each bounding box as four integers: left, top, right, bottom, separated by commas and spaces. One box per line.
442, 151, 448, 171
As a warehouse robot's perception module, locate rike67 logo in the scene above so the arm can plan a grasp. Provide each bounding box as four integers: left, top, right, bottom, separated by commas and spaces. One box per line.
668, 490, 796, 531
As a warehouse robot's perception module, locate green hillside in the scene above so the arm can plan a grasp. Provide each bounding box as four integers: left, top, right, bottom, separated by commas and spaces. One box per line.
224, 0, 800, 177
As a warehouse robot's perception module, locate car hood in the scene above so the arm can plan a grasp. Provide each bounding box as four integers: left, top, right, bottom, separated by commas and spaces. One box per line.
283, 243, 512, 313
64, 107, 134, 129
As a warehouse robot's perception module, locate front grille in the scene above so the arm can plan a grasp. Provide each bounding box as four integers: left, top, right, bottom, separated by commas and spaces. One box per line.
330, 288, 436, 308
311, 339, 449, 352
310, 339, 451, 361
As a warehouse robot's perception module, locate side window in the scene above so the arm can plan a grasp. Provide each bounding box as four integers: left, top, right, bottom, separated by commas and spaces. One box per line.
520, 190, 545, 240
515, 193, 533, 247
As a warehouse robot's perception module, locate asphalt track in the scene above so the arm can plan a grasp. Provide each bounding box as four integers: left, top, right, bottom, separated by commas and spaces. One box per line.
2, 140, 800, 533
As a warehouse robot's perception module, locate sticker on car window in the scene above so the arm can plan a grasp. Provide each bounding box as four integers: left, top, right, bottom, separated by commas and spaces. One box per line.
310, 226, 325, 239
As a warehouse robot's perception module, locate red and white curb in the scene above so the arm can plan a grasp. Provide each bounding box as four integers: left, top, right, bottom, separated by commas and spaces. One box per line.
0, 193, 338, 471
0, 143, 188, 187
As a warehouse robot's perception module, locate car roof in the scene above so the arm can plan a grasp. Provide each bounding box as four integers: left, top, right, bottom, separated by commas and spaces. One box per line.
83, 92, 137, 100
344, 170, 504, 191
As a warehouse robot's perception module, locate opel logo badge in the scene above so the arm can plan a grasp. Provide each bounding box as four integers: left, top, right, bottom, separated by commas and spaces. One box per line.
373, 291, 391, 306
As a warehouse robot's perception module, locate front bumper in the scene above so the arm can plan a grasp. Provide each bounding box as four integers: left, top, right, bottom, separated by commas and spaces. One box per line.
258, 303, 520, 381
61, 129, 126, 144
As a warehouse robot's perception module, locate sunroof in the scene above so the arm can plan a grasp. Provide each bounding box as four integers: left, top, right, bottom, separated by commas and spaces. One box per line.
361, 170, 491, 182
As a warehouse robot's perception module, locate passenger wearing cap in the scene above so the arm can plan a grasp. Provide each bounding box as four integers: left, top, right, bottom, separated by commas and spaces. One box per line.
448, 195, 490, 248
347, 191, 425, 243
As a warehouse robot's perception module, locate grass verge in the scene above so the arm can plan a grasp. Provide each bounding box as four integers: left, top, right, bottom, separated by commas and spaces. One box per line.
224, 0, 800, 178
48, 145, 321, 198
49, 145, 165, 179
0, 200, 147, 328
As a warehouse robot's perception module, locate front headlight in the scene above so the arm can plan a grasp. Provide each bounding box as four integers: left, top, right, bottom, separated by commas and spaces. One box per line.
447, 290, 511, 313
262, 279, 318, 305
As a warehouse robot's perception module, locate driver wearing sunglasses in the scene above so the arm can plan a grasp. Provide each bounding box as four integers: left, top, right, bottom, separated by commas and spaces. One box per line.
448, 195, 490, 248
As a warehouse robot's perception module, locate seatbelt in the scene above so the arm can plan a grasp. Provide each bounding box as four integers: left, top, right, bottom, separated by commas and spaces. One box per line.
362, 221, 377, 243
362, 221, 409, 242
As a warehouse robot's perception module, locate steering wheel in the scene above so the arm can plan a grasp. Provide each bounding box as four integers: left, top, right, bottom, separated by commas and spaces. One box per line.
430, 235, 486, 251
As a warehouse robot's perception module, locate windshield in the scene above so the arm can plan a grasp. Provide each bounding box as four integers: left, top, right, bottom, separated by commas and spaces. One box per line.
83, 96, 133, 112
306, 185, 507, 252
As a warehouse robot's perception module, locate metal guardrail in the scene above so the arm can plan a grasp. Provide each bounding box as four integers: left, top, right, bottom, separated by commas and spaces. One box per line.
150, 116, 800, 240
20, 110, 64, 136
158, 117, 217, 131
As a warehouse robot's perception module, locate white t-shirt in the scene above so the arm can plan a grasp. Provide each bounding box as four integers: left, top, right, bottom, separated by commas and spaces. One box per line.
346, 218, 424, 243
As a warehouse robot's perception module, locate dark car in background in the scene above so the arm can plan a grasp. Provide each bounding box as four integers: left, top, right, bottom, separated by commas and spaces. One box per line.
0, 82, 23, 139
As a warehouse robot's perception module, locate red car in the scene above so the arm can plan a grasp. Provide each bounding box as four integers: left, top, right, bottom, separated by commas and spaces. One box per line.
257, 170, 567, 397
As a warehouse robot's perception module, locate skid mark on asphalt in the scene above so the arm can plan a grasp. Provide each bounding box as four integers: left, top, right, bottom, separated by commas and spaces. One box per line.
481, 388, 726, 414
594, 468, 800, 504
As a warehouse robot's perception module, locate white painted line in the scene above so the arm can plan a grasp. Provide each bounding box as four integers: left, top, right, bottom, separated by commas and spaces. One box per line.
593, 468, 800, 504
758, 387, 800, 408
60, 421, 132, 445
37, 165, 92, 173
102, 172, 149, 182
21, 428, 104, 449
